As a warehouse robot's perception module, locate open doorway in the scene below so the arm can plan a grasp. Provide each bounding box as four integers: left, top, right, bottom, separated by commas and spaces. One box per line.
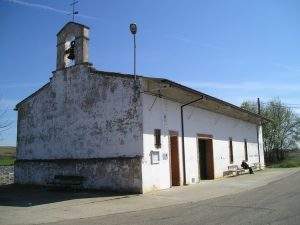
198, 136, 214, 180
169, 131, 180, 186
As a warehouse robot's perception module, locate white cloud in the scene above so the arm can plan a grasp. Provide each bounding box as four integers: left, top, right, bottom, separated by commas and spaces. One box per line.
272, 62, 300, 73
178, 81, 300, 114
163, 34, 224, 50
5, 0, 69, 14
3, 0, 101, 20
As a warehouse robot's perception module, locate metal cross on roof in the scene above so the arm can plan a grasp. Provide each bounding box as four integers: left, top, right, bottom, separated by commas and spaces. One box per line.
70, 0, 79, 22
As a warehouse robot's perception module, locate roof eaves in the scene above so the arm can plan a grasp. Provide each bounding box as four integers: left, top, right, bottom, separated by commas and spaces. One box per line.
157, 78, 270, 123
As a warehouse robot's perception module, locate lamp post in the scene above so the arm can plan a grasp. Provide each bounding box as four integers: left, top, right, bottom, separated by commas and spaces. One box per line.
129, 23, 137, 81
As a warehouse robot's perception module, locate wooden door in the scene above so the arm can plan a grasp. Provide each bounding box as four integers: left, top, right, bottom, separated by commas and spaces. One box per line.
206, 139, 214, 179
170, 135, 180, 186
198, 139, 207, 179
198, 138, 214, 180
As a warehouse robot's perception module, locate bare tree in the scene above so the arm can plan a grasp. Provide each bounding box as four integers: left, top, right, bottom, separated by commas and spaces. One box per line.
0, 103, 13, 140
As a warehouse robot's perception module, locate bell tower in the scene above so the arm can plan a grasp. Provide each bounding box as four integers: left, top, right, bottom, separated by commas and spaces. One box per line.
56, 22, 90, 70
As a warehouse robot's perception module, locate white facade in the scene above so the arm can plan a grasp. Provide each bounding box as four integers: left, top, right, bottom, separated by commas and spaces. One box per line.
15, 22, 265, 193
141, 93, 264, 192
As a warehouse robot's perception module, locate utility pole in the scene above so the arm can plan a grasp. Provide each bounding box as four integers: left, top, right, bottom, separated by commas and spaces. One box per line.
257, 97, 261, 168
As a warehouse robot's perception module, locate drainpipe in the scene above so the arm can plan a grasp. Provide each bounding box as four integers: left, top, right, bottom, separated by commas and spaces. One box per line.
181, 96, 203, 185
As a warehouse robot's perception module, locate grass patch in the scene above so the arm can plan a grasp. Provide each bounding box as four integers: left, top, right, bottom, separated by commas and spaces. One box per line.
0, 156, 15, 166
268, 151, 300, 168
0, 146, 16, 166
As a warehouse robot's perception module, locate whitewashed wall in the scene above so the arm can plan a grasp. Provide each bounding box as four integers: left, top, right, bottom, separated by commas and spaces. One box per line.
258, 125, 265, 167
141, 93, 264, 192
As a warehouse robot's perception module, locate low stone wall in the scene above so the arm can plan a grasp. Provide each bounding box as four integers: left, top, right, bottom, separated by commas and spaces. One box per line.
14, 157, 142, 193
0, 166, 14, 185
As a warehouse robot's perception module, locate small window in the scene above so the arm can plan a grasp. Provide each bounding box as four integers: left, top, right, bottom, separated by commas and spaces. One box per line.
244, 139, 248, 161
229, 137, 233, 164
154, 129, 161, 148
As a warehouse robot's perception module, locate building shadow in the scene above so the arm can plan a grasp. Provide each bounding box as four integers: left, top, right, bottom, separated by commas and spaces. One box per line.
0, 184, 135, 207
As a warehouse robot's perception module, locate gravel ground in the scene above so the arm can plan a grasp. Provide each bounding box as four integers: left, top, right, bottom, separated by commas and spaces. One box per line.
0, 166, 14, 185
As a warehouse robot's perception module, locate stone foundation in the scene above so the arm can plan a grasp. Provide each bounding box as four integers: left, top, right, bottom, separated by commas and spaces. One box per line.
14, 157, 142, 193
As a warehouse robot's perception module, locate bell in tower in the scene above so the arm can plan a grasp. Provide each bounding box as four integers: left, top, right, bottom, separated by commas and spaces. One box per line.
65, 40, 76, 60
56, 22, 90, 70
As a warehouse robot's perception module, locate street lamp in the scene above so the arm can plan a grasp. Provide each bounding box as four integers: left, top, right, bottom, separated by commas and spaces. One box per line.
129, 23, 137, 81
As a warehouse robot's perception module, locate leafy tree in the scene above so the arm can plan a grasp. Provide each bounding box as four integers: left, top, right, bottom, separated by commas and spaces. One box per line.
241, 101, 258, 114
241, 99, 300, 161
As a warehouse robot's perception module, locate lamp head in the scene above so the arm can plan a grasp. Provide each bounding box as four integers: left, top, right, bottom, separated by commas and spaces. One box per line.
130, 23, 137, 35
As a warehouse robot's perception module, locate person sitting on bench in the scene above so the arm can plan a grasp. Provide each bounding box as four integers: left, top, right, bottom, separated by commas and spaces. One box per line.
241, 160, 254, 174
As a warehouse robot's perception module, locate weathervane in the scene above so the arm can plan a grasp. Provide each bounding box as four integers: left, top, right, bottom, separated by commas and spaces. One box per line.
70, 0, 79, 22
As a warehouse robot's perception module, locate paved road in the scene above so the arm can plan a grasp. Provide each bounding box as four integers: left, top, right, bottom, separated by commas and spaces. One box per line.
45, 171, 300, 225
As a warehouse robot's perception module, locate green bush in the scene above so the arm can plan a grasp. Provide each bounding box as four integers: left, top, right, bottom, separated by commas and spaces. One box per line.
268, 152, 300, 168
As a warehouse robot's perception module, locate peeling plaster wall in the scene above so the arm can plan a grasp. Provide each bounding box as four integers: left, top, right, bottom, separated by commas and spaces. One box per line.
141, 93, 264, 192
16, 64, 143, 160
15, 157, 142, 193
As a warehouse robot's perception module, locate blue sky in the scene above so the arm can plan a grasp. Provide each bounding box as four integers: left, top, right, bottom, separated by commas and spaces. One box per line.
0, 0, 300, 146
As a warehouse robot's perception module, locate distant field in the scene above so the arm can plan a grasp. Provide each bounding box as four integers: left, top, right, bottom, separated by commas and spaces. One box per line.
0, 146, 16, 166
269, 151, 300, 168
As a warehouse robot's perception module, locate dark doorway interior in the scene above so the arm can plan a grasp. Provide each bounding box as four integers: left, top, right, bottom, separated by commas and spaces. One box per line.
170, 135, 180, 186
198, 138, 214, 180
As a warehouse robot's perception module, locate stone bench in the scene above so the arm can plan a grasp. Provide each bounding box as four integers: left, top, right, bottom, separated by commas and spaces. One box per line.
224, 162, 261, 177
226, 165, 245, 176
48, 175, 85, 189
251, 162, 261, 171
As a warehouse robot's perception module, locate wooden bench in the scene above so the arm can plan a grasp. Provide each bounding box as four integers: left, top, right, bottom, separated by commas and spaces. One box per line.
48, 175, 85, 189
226, 165, 245, 176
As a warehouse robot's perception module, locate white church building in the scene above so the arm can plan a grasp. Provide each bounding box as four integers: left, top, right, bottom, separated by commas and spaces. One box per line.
14, 22, 266, 193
